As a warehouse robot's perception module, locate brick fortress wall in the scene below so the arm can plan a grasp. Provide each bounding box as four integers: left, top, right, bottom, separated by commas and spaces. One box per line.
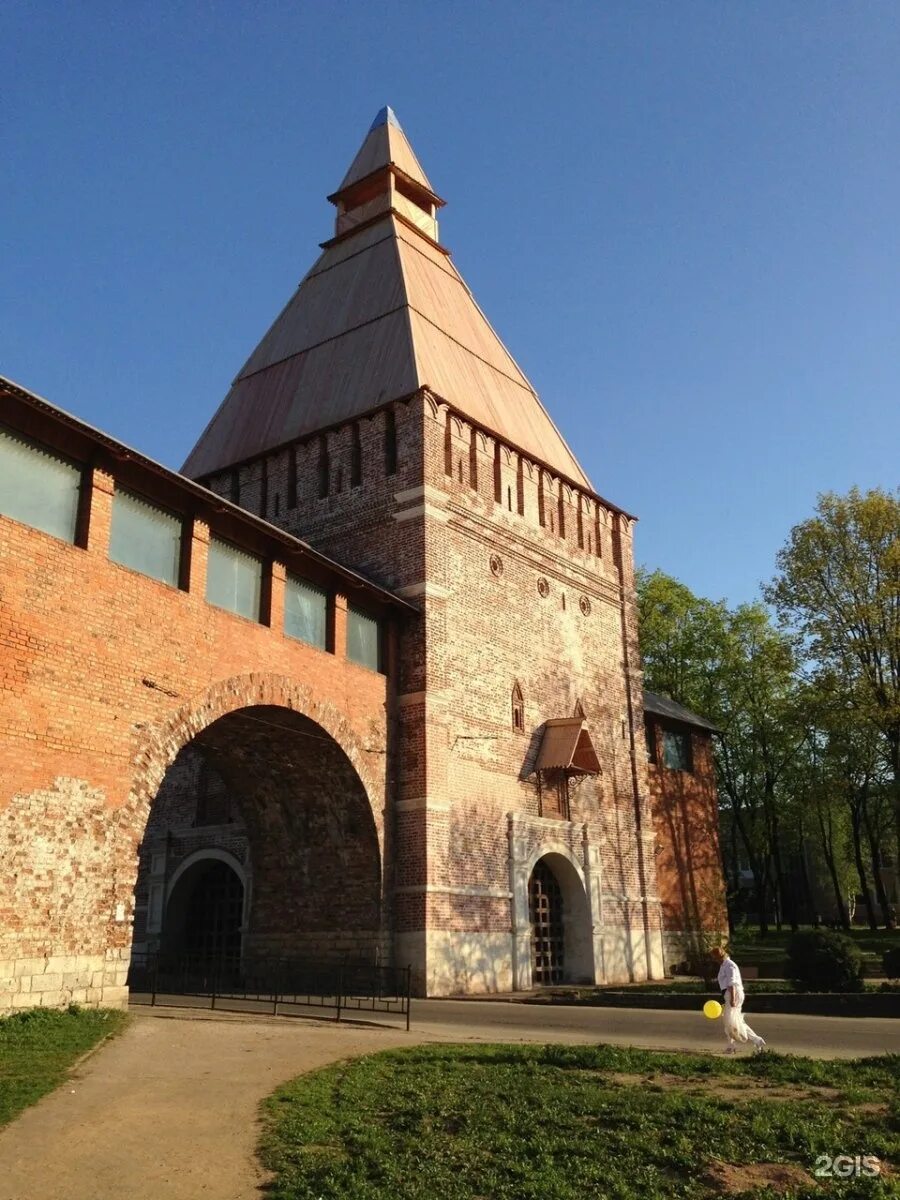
646, 718, 729, 966
0, 451, 392, 1011
202, 391, 666, 991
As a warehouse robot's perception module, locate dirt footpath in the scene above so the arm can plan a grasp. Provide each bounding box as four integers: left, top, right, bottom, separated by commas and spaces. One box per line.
0, 1012, 412, 1200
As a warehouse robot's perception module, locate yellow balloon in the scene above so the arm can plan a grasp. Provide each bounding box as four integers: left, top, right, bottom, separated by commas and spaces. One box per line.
703, 999, 723, 1020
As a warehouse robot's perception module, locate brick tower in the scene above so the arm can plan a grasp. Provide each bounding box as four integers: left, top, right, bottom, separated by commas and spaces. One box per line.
183, 108, 664, 992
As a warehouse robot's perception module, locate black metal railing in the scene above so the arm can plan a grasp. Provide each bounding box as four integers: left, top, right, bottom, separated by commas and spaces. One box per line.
128, 952, 412, 1029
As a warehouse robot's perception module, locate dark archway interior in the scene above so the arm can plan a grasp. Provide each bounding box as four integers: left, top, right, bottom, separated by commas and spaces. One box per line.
131, 705, 383, 968
163, 858, 244, 960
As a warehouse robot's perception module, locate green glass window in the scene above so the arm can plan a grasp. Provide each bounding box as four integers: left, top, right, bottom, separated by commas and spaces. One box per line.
285, 575, 328, 649
0, 427, 81, 543
347, 605, 380, 671
662, 728, 692, 772
206, 538, 262, 621
109, 488, 181, 586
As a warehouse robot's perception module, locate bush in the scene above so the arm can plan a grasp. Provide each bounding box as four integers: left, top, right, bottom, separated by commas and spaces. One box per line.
882, 946, 900, 980
787, 929, 865, 993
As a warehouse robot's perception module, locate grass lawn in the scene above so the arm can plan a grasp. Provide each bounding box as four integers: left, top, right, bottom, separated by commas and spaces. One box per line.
260, 1043, 900, 1199
0, 1006, 128, 1128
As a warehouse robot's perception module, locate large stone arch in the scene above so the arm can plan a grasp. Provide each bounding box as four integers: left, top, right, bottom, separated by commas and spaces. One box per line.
521, 840, 587, 888
120, 672, 384, 842
110, 673, 388, 981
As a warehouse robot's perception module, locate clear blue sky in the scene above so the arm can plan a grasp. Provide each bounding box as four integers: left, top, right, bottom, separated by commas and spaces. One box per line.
3, 2, 898, 606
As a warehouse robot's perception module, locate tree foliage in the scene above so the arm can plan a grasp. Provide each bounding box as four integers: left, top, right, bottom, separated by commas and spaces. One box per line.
637, 571, 809, 932
637, 490, 899, 935
635, 569, 728, 716
786, 928, 865, 993
766, 487, 900, 881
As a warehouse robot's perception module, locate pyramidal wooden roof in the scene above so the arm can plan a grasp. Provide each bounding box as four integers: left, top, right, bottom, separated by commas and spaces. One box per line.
182, 109, 591, 489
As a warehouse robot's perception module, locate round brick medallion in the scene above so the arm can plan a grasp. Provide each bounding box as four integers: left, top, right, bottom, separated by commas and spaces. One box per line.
579, 595, 591, 616
489, 554, 504, 578
537, 577, 550, 598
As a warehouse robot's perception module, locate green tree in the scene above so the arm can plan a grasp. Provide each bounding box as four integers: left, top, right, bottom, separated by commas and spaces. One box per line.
637, 571, 807, 933
635, 569, 728, 715
766, 488, 900, 903
713, 604, 808, 933
789, 712, 858, 930
802, 674, 895, 927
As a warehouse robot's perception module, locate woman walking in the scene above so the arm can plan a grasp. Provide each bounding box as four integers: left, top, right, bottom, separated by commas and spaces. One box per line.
710, 945, 767, 1053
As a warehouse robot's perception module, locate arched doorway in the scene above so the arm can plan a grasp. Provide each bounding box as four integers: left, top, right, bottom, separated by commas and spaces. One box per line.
130, 703, 383, 976
529, 859, 564, 984
526, 852, 594, 987
163, 857, 245, 963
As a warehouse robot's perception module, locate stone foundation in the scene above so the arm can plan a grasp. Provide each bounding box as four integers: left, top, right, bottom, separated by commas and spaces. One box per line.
0, 950, 130, 1011
396, 929, 516, 996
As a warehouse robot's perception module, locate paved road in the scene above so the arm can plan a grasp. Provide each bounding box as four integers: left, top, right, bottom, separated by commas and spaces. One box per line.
0, 1001, 897, 1200
415, 997, 900, 1059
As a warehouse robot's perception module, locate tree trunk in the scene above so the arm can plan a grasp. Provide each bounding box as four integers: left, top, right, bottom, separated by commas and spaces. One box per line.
816, 803, 849, 929
732, 802, 770, 935
823, 847, 850, 929
769, 827, 784, 931
862, 795, 895, 929
755, 858, 773, 937
763, 777, 785, 933
797, 834, 819, 926
750, 852, 771, 937
889, 728, 900, 914
729, 821, 741, 923
769, 808, 797, 931
850, 797, 878, 930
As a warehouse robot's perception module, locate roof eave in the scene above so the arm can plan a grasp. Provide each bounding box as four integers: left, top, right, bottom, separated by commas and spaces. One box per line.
0, 374, 417, 615
532, 719, 601, 775
182, 377, 637, 522
327, 163, 446, 210
642, 690, 722, 735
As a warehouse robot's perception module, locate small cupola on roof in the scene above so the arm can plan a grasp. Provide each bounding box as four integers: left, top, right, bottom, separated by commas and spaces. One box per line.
328, 106, 445, 244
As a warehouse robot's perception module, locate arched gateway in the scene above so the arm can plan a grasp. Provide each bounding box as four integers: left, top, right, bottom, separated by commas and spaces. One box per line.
127, 695, 385, 982
163, 854, 245, 962
525, 852, 594, 987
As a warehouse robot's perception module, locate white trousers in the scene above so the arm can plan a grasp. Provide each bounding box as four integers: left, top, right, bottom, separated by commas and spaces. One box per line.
723, 987, 764, 1047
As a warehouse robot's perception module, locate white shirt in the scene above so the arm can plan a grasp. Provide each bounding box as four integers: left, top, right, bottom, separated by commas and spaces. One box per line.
717, 957, 742, 992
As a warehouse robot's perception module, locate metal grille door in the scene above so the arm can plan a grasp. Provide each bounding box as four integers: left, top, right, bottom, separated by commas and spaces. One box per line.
184, 860, 244, 962
529, 860, 564, 985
